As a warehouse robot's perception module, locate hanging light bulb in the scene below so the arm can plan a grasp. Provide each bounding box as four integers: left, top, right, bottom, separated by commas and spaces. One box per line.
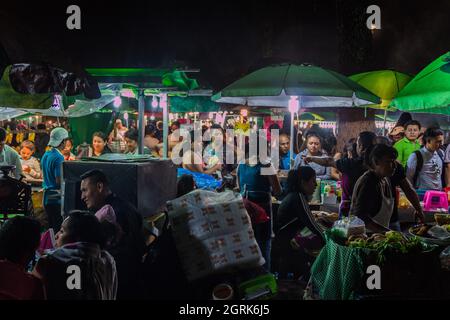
113, 95, 122, 108
151, 95, 158, 108
288, 96, 299, 113
51, 94, 61, 110
159, 94, 167, 108
150, 116, 155, 121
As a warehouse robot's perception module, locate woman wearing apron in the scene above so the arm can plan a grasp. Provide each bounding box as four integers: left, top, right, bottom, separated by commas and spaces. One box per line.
349, 144, 398, 233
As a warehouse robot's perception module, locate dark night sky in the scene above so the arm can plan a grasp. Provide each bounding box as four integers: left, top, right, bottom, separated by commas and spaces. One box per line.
0, 0, 449, 90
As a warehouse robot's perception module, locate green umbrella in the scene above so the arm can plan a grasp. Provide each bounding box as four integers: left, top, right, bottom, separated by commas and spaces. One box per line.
390, 52, 450, 114
350, 70, 413, 134
375, 114, 396, 122
298, 112, 324, 121
213, 63, 380, 168
169, 96, 220, 113
212, 64, 380, 107
349, 70, 412, 110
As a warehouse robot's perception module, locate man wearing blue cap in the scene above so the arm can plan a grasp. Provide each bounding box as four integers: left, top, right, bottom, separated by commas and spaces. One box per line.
41, 127, 69, 231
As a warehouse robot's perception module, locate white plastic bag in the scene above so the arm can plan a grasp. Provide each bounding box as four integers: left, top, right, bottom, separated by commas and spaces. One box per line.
332, 216, 366, 238
167, 190, 265, 281
428, 226, 450, 240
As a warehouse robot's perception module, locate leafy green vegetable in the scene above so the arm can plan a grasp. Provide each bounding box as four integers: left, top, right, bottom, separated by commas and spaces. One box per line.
347, 232, 427, 265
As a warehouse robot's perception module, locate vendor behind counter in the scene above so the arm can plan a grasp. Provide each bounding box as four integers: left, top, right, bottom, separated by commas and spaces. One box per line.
349, 144, 402, 233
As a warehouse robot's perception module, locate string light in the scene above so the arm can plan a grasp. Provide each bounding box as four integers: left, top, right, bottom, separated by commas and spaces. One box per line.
288, 96, 299, 113
51, 95, 61, 110
113, 94, 122, 108
151, 95, 158, 108
159, 94, 167, 108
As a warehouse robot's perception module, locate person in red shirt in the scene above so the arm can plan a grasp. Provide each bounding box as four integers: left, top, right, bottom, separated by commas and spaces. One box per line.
0, 216, 45, 300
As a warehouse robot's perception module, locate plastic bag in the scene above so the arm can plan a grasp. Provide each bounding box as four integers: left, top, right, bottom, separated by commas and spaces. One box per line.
291, 227, 323, 251
428, 225, 450, 240
167, 190, 265, 281
177, 168, 221, 190
440, 246, 450, 270
332, 216, 366, 238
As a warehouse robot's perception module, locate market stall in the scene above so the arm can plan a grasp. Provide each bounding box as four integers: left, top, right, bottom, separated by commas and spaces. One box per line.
307, 202, 450, 300
212, 63, 381, 169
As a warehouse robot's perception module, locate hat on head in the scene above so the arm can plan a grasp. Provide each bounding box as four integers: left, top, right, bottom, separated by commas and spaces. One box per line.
48, 127, 69, 147
389, 126, 405, 136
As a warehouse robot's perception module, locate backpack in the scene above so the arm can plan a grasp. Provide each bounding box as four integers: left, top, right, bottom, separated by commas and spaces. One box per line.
410, 149, 445, 189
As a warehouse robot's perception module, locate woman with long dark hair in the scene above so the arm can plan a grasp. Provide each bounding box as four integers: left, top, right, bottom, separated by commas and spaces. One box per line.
294, 133, 332, 180
274, 166, 324, 278
91, 132, 112, 157
303, 131, 376, 217
349, 145, 398, 232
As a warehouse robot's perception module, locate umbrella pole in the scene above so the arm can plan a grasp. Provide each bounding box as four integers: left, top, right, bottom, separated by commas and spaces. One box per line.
138, 89, 145, 154
288, 96, 300, 169
162, 94, 169, 159
290, 111, 295, 169
383, 108, 388, 136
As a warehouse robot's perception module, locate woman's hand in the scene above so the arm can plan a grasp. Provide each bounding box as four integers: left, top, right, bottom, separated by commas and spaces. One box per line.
414, 209, 425, 224
302, 155, 313, 164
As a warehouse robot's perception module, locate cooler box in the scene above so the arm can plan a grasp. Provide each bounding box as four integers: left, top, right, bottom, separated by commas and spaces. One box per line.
62, 156, 177, 217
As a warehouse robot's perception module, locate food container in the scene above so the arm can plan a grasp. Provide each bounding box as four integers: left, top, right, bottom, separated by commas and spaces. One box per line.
434, 213, 450, 226
408, 224, 450, 246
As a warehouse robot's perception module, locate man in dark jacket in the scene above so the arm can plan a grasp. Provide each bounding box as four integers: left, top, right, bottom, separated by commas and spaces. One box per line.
80, 169, 146, 299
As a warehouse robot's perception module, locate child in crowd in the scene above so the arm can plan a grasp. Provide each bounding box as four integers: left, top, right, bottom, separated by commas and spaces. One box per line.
394, 120, 421, 168
62, 139, 76, 161
19, 140, 42, 182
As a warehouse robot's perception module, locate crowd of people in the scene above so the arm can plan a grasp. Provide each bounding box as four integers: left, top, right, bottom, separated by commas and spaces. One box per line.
1, 111, 450, 299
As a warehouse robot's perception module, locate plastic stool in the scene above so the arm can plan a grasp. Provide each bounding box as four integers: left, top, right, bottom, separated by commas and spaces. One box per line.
423, 190, 448, 211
